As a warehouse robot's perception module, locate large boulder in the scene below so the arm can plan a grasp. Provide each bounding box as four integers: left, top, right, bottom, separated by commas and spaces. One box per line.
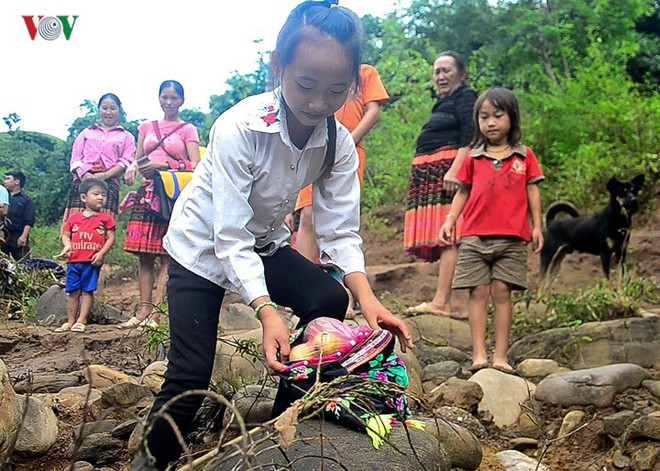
535, 364, 650, 408
204, 419, 450, 471
35, 285, 124, 326
0, 359, 20, 464
14, 395, 59, 455
509, 317, 660, 369
468, 368, 536, 427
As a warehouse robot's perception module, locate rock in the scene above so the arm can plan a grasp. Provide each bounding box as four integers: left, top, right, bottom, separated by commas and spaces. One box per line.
517, 358, 565, 378
516, 408, 542, 439
603, 410, 636, 437
76, 432, 125, 465
0, 359, 20, 464
14, 395, 59, 455
100, 382, 154, 417
213, 329, 268, 387
220, 303, 261, 332
557, 410, 585, 440
468, 368, 536, 427
535, 364, 650, 408
406, 314, 473, 351
433, 405, 487, 438
13, 372, 81, 393
35, 285, 124, 326
422, 361, 462, 390
611, 449, 630, 469
422, 417, 482, 470
71, 461, 95, 471
509, 437, 539, 450
642, 379, 660, 399
223, 385, 277, 429
140, 360, 168, 394
509, 317, 660, 369
496, 449, 551, 471
82, 365, 139, 389
205, 419, 450, 471
74, 419, 120, 440
622, 414, 660, 443
127, 421, 145, 455
429, 377, 482, 411
412, 344, 469, 368
630, 443, 659, 471
112, 419, 139, 439
57, 386, 102, 411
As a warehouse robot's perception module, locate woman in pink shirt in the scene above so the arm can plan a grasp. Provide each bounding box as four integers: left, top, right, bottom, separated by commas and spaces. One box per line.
119, 80, 201, 328
64, 93, 136, 220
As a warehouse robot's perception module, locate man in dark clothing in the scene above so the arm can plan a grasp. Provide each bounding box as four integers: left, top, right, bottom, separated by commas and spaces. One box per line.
2, 172, 35, 260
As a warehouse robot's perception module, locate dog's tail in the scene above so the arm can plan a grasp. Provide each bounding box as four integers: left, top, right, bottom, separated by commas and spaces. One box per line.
545, 201, 580, 227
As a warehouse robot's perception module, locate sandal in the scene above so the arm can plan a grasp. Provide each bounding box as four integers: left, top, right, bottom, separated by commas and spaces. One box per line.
117, 317, 142, 329
71, 322, 86, 333
54, 322, 72, 333
139, 318, 159, 328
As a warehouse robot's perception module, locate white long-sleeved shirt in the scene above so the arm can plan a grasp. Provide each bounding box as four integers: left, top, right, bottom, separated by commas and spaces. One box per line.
163, 89, 365, 304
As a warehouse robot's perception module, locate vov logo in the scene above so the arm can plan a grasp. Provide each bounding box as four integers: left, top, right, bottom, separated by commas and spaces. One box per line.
22, 16, 79, 41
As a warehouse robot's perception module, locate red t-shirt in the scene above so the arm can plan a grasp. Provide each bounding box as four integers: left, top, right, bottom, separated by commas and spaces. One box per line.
455, 144, 544, 242
62, 212, 116, 262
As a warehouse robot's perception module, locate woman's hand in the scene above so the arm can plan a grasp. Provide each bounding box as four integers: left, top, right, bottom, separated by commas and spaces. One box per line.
260, 309, 291, 372
80, 172, 94, 182
137, 159, 166, 179
360, 297, 413, 352
124, 164, 140, 185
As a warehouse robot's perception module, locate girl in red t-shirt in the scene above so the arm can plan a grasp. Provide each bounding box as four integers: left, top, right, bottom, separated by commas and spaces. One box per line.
440, 87, 544, 375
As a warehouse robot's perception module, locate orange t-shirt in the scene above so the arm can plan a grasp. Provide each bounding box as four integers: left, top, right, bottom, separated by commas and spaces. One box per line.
296, 64, 389, 210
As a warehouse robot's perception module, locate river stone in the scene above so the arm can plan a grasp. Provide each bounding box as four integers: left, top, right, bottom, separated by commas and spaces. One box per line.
406, 314, 472, 351
422, 417, 482, 470
509, 317, 660, 369
469, 368, 536, 427
603, 410, 636, 437
15, 395, 59, 455
496, 450, 551, 471
204, 419, 450, 470
535, 363, 650, 408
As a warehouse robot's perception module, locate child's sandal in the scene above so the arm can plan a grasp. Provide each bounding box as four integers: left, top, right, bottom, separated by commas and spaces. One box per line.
117, 317, 142, 329
71, 322, 86, 333
54, 322, 72, 333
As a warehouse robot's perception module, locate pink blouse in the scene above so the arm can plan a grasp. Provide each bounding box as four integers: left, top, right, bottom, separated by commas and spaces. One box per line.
138, 120, 199, 171
70, 124, 136, 179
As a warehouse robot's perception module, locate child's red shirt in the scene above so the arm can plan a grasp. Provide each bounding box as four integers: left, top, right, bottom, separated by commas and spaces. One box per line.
455, 143, 544, 242
61, 212, 115, 262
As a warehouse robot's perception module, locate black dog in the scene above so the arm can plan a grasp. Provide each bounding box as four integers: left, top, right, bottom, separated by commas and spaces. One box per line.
539, 174, 645, 290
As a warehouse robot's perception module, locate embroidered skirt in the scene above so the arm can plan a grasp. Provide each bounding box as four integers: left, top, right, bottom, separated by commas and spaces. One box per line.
403, 146, 462, 262
123, 185, 169, 256
63, 178, 120, 221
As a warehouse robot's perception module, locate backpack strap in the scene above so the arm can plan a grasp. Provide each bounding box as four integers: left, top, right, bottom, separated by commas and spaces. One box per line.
320, 116, 337, 179
146, 121, 188, 160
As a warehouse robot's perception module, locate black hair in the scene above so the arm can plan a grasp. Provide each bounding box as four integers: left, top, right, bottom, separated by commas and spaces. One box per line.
271, 1, 362, 86
6, 172, 26, 189
159, 80, 185, 99
98, 93, 123, 116
471, 87, 522, 148
79, 178, 108, 195
436, 50, 468, 83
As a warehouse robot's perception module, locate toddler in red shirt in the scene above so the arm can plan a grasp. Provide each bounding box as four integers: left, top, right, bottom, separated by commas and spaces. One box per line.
440, 87, 544, 375
55, 179, 116, 333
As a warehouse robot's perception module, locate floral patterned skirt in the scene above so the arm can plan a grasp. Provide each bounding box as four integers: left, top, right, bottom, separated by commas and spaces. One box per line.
123, 186, 168, 256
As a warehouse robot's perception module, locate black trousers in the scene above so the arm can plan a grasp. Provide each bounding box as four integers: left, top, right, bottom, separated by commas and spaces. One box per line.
143, 246, 348, 469
0, 233, 30, 261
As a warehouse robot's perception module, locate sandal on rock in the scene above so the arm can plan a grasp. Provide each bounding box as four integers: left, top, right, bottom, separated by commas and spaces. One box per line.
117, 317, 142, 329
54, 322, 72, 333
404, 302, 451, 317
71, 322, 86, 333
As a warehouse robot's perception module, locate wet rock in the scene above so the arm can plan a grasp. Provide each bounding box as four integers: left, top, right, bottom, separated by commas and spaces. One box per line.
468, 368, 536, 427
535, 363, 650, 407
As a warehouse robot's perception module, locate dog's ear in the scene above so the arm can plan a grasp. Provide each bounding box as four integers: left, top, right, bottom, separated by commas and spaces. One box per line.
632, 174, 645, 191
607, 176, 622, 194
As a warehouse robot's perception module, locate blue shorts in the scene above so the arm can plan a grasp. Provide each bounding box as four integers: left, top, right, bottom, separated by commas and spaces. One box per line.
65, 262, 101, 293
